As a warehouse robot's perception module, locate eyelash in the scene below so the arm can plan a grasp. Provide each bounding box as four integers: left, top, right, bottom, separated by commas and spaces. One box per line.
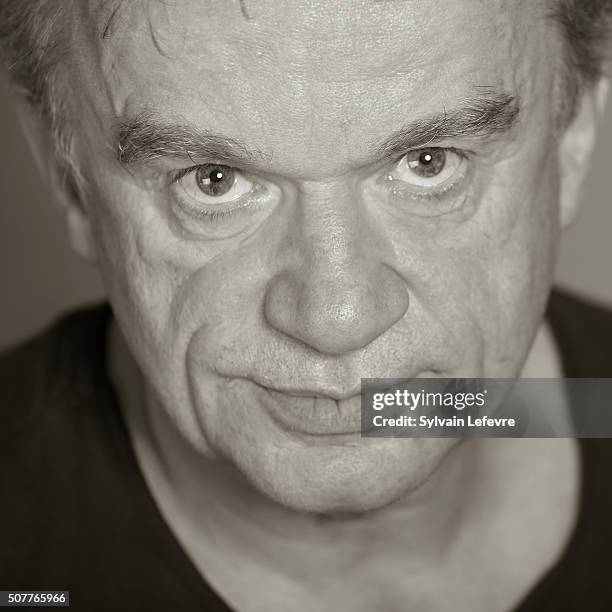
380, 151, 473, 222
167, 146, 473, 226
388, 147, 472, 198
168, 164, 257, 222
187, 207, 235, 222
169, 165, 201, 185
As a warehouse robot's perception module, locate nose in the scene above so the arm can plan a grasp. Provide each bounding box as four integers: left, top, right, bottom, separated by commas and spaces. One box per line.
264, 183, 409, 355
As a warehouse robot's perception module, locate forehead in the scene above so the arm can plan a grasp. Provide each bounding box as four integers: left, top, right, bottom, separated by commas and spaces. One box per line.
76, 0, 551, 176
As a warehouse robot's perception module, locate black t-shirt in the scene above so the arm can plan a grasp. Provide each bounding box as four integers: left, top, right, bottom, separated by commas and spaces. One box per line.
1, 290, 612, 611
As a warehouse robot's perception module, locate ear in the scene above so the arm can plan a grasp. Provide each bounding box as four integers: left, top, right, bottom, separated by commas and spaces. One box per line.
558, 77, 609, 229
15, 101, 98, 263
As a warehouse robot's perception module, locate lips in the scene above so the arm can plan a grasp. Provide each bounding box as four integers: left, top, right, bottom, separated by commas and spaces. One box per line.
254, 384, 364, 436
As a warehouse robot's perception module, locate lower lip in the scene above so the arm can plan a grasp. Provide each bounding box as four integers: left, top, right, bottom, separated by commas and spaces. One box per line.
253, 385, 365, 436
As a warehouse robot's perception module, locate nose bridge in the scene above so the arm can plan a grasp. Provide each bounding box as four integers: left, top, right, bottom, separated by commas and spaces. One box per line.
263, 180, 409, 355
296, 181, 365, 277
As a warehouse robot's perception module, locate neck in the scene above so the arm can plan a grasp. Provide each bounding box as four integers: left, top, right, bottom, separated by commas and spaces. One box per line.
109, 317, 478, 555
108, 320, 576, 611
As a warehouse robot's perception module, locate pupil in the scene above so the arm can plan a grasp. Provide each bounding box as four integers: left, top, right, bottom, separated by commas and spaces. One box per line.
407, 148, 446, 178
196, 164, 235, 197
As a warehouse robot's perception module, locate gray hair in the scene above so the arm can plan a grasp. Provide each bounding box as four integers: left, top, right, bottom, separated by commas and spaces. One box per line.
549, 0, 612, 120
0, 1, 75, 183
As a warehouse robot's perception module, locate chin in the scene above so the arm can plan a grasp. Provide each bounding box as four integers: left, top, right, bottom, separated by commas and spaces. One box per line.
219, 429, 459, 515
191, 375, 461, 514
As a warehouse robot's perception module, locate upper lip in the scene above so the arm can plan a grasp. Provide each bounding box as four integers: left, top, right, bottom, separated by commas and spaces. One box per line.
247, 378, 363, 401
248, 376, 437, 400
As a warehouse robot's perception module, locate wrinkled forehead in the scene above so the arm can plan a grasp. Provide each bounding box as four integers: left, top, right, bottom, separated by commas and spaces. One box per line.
75, 0, 553, 176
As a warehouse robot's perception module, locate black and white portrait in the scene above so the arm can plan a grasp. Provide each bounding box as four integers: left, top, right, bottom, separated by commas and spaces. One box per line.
1, 2, 612, 610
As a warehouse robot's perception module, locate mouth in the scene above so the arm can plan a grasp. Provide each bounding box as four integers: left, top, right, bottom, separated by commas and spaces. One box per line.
247, 373, 461, 438
251, 383, 365, 436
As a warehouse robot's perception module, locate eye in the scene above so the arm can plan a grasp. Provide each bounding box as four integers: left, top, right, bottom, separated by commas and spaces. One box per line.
389, 148, 466, 189
368, 145, 474, 219
168, 162, 280, 240
177, 163, 254, 205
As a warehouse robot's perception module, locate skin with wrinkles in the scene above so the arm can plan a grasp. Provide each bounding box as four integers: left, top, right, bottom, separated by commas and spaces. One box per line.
55, 0, 588, 515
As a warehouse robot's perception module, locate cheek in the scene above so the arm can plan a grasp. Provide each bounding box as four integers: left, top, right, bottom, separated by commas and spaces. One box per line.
90, 193, 178, 347
87, 174, 272, 375
453, 152, 561, 375
384, 145, 561, 377
86, 186, 262, 451
83, 179, 217, 437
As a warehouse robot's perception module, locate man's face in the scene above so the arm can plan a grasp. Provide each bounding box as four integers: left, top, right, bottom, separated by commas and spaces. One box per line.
69, 0, 565, 512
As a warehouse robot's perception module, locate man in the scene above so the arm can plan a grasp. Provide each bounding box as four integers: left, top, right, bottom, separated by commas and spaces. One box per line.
1, 0, 612, 610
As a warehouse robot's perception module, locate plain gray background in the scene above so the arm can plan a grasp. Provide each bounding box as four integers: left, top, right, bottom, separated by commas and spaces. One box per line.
1, 81, 611, 350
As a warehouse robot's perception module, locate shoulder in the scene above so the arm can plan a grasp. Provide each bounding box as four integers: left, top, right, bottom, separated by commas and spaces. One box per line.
548, 289, 612, 377
0, 303, 112, 440
0, 304, 113, 584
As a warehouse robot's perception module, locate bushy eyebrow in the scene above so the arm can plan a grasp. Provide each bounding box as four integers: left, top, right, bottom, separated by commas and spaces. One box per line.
116, 111, 270, 168
376, 88, 520, 158
115, 88, 520, 169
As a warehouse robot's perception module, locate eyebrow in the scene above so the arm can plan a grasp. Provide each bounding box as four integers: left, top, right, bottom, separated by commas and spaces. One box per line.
115, 88, 520, 169
116, 111, 270, 168
376, 89, 520, 158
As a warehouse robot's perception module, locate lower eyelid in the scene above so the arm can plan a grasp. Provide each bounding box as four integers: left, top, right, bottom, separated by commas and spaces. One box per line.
391, 179, 462, 200
389, 187, 472, 219
174, 192, 251, 218
385, 175, 464, 201
171, 181, 269, 218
